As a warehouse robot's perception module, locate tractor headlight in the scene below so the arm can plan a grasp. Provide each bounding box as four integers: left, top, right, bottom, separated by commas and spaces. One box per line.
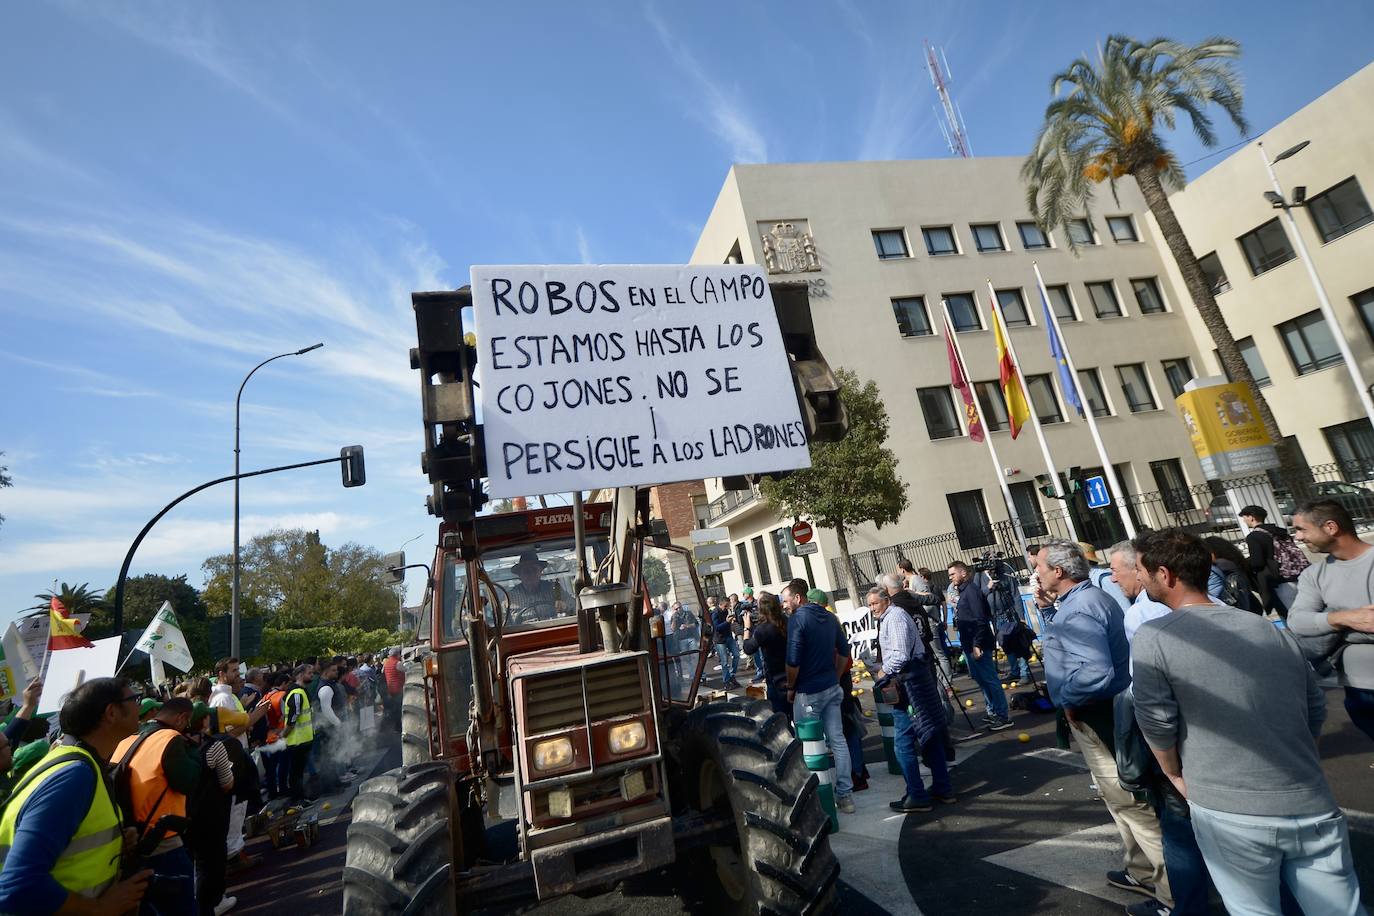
607, 721, 647, 754
532, 736, 574, 771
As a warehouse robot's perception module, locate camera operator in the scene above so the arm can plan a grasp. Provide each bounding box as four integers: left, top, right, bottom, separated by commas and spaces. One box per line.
978, 552, 1032, 682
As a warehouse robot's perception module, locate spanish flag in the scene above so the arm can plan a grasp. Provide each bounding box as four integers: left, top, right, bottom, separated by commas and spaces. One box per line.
993, 308, 1033, 439
48, 597, 94, 650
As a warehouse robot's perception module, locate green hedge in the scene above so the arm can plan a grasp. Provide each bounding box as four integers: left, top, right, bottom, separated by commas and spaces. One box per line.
251, 627, 410, 664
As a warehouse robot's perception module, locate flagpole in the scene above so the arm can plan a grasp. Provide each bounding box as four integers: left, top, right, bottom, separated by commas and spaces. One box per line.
1032, 262, 1136, 539
942, 298, 1031, 563
986, 279, 1081, 543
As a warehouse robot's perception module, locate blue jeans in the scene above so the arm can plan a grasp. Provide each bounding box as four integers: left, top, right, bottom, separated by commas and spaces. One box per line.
142, 845, 198, 916
1189, 802, 1366, 916
965, 647, 1009, 719
891, 707, 951, 802
714, 641, 737, 682
1344, 686, 1374, 743
1157, 795, 1211, 916
794, 683, 853, 799
751, 650, 766, 681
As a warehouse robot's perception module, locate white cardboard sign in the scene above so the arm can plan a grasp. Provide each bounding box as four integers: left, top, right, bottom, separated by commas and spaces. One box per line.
37, 636, 123, 715
471, 265, 811, 497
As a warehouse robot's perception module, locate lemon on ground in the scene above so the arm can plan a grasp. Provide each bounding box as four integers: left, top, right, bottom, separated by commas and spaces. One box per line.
964, 699, 974, 708
1018, 733, 1031, 743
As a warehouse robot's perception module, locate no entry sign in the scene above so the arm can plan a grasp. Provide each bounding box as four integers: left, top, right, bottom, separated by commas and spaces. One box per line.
792, 520, 814, 544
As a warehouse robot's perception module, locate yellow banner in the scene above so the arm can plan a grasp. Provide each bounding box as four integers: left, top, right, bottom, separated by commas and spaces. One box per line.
1175, 382, 1274, 459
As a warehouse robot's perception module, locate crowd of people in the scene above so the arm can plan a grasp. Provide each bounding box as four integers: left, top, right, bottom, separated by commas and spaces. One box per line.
0, 646, 409, 915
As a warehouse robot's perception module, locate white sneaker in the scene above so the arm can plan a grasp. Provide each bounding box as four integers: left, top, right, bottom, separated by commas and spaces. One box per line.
214, 896, 238, 915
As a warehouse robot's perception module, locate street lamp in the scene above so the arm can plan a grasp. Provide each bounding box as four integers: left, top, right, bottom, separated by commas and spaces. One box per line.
1257, 140, 1374, 437
232, 343, 324, 657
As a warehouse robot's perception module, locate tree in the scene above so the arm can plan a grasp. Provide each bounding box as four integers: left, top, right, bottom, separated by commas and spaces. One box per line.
1022, 37, 1289, 450
642, 554, 671, 599
0, 451, 11, 529
32, 582, 104, 615
758, 369, 906, 605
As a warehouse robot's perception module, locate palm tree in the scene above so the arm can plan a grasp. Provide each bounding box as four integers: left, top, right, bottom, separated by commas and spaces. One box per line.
32, 581, 105, 615
1023, 36, 1287, 450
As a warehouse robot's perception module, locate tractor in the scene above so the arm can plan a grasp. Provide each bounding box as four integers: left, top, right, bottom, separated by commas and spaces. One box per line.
342, 279, 847, 914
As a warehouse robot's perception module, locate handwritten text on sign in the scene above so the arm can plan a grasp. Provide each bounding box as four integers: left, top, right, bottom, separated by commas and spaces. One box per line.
471, 265, 811, 498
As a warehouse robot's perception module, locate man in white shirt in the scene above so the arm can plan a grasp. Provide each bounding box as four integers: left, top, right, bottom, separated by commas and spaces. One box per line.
210, 657, 264, 872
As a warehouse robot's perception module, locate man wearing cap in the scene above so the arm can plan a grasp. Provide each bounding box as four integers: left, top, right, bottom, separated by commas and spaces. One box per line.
507, 550, 567, 621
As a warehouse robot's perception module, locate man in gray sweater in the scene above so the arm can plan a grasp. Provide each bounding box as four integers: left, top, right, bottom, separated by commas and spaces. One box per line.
1131, 529, 1364, 915
1287, 499, 1374, 744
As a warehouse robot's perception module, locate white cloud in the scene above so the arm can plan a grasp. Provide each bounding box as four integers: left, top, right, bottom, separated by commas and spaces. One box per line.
644, 5, 769, 164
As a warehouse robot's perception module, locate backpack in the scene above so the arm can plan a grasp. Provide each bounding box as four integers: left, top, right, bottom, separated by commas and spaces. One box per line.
1218, 568, 1253, 612
1272, 533, 1311, 580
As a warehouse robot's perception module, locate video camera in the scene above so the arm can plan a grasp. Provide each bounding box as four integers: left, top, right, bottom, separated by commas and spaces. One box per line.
969, 551, 1008, 576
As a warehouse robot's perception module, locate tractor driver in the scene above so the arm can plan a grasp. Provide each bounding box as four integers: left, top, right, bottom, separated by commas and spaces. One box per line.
507, 550, 567, 620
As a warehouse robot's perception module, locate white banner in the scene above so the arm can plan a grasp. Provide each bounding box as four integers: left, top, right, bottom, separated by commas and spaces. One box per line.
471, 265, 811, 497
38, 636, 122, 715
0, 623, 38, 702
134, 601, 195, 673
837, 605, 878, 662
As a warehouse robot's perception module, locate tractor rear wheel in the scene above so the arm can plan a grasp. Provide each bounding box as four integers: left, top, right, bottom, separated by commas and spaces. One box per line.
675, 697, 839, 915
343, 762, 457, 916
401, 664, 431, 766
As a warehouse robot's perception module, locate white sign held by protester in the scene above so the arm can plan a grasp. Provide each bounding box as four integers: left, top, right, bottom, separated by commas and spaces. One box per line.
37, 636, 123, 715
0, 623, 38, 701
471, 265, 811, 498
836, 605, 878, 661
135, 601, 195, 673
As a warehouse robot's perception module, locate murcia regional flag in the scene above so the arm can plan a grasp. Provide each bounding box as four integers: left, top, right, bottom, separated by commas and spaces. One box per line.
135, 601, 195, 673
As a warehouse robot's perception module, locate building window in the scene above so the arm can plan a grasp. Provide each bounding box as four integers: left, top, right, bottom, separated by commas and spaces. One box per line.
1107, 215, 1138, 242
1009, 481, 1048, 538
1278, 310, 1341, 375
770, 528, 793, 580
872, 229, 909, 259
943, 292, 981, 331
947, 489, 993, 550
1026, 374, 1063, 424
1161, 358, 1195, 398
1067, 218, 1096, 246
1308, 176, 1373, 243
1116, 363, 1158, 412
1045, 284, 1078, 321
1079, 368, 1112, 417
751, 535, 772, 586
1324, 419, 1374, 480
1238, 218, 1295, 276
735, 543, 754, 588
891, 296, 932, 338
974, 381, 1010, 432
923, 226, 959, 256
995, 288, 1031, 327
1149, 458, 1194, 513
1198, 251, 1231, 295
918, 386, 962, 440
1220, 337, 1272, 388
1354, 288, 1374, 344
971, 223, 1005, 252
1017, 221, 1051, 249
1086, 281, 1123, 318
1132, 277, 1167, 314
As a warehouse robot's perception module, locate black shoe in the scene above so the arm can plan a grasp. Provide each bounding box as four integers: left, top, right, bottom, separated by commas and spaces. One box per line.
986, 716, 1014, 731
1106, 870, 1156, 898
1124, 900, 1170, 916
931, 792, 958, 805
888, 795, 933, 813
725, 678, 742, 688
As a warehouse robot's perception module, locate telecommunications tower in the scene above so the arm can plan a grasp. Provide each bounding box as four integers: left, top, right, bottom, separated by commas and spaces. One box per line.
925, 39, 971, 158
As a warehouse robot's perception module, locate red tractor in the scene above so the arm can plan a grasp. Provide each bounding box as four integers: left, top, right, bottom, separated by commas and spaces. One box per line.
342, 283, 846, 914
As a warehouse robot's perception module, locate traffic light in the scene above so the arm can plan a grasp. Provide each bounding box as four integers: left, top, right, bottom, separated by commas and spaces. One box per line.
340, 445, 366, 488
412, 288, 486, 522
1036, 473, 1058, 499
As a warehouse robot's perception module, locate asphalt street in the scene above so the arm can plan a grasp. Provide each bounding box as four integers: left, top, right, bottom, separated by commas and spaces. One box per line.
225, 664, 1374, 915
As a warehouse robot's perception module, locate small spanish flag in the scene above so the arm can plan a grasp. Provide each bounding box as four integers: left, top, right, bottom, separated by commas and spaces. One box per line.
48, 597, 94, 650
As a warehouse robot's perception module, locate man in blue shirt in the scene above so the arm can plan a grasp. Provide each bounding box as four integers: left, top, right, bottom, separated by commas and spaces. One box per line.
947, 562, 1013, 729
781, 578, 854, 813
1035, 539, 1170, 912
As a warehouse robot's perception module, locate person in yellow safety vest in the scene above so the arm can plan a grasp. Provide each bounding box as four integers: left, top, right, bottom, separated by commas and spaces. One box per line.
282, 664, 316, 805
0, 677, 152, 915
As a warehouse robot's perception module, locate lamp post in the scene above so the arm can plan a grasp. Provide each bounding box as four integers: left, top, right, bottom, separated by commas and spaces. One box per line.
232, 343, 324, 657
395, 532, 424, 631
1258, 141, 1374, 436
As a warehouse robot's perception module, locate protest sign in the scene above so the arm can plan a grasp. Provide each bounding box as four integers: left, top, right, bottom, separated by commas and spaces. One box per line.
470, 265, 811, 498
836, 605, 878, 662
0, 623, 37, 702
37, 635, 122, 715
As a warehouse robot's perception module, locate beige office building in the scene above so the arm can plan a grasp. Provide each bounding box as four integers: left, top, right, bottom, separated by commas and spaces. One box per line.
1156, 61, 1374, 470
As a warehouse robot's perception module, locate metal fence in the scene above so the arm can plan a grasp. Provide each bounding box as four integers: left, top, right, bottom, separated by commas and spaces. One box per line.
829, 462, 1374, 598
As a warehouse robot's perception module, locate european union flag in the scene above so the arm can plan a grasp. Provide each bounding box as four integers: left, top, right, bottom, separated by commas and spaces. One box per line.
1041, 288, 1084, 417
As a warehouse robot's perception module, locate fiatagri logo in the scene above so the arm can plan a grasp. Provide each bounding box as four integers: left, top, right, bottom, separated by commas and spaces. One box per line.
530, 509, 611, 528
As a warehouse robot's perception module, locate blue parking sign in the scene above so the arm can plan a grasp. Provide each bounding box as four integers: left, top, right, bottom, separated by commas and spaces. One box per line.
1085, 475, 1111, 509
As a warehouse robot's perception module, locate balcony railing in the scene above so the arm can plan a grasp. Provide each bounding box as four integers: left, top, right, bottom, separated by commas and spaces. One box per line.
706, 484, 761, 523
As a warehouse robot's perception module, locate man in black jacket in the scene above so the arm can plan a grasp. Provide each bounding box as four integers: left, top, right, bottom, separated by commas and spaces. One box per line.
948, 562, 1013, 729
1239, 504, 1303, 616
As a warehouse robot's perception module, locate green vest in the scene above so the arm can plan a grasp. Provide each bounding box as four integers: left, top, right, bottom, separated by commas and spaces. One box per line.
285, 686, 314, 746
0, 743, 123, 899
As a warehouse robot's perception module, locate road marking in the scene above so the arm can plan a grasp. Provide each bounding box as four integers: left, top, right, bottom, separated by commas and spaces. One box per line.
982, 823, 1141, 906
1023, 747, 1090, 770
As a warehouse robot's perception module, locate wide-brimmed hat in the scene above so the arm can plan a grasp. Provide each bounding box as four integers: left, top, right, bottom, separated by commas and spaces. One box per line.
512, 550, 548, 574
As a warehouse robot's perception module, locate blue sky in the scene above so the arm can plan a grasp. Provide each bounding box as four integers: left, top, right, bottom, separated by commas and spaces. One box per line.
2, 1, 1372, 627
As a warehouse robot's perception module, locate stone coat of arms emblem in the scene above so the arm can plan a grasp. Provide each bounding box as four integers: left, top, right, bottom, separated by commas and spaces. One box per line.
760, 222, 820, 274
